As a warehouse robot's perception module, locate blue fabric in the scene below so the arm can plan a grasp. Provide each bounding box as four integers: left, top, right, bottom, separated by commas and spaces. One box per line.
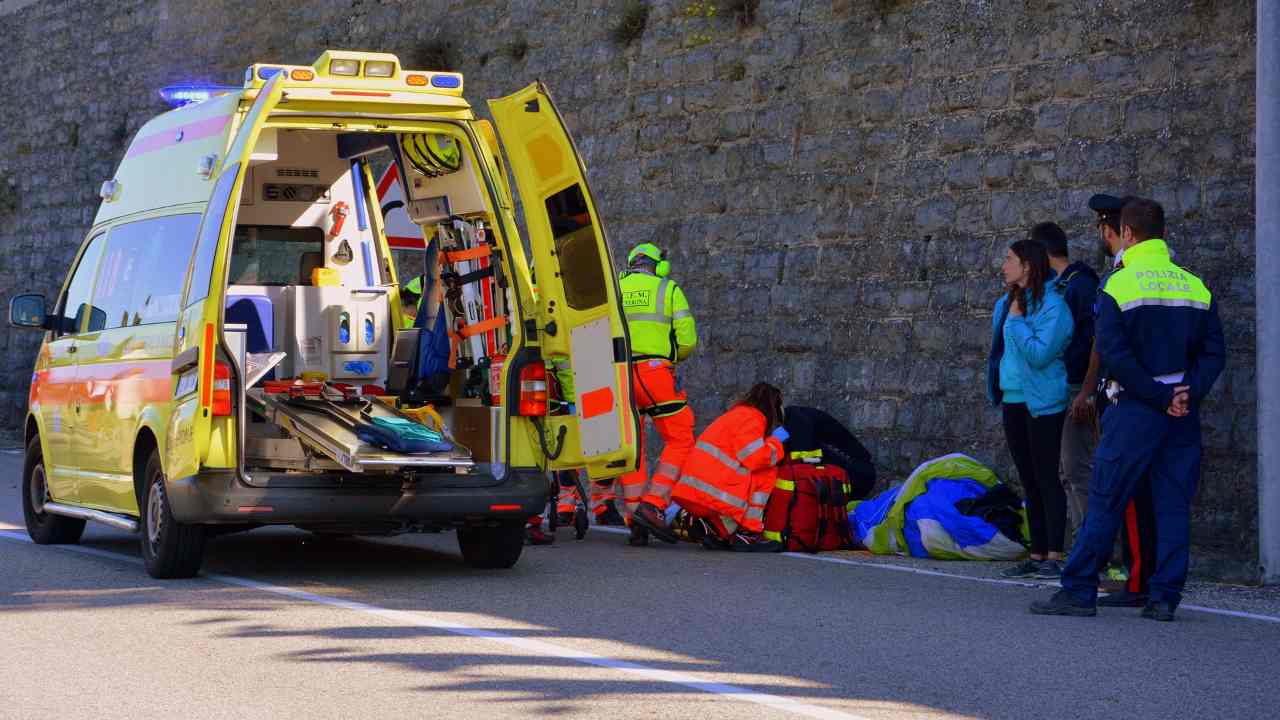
413, 239, 451, 384
987, 275, 1074, 417
225, 295, 275, 382
357, 416, 453, 454
850, 485, 899, 546
770, 426, 790, 443
1057, 261, 1100, 385
1060, 398, 1202, 608
902, 478, 996, 558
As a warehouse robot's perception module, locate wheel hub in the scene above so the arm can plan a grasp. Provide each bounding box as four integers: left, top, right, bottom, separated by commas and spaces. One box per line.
29, 465, 48, 515
147, 478, 164, 547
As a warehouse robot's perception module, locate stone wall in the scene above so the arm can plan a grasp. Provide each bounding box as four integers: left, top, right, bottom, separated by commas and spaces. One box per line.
0, 0, 1258, 577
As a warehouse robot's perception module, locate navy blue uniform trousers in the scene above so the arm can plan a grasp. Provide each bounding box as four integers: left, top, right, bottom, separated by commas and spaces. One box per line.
1061, 397, 1201, 607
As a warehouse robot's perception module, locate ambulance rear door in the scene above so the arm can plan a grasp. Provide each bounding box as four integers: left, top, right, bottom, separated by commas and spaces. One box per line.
168, 74, 286, 480
488, 82, 639, 480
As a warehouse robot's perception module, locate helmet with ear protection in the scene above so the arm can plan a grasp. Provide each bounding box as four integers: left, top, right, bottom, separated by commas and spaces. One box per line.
628, 243, 671, 278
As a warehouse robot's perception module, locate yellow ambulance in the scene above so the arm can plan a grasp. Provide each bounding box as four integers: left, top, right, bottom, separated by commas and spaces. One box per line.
8, 51, 639, 578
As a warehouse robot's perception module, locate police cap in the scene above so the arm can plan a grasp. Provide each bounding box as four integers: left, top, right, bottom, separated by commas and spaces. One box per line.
1087, 194, 1125, 214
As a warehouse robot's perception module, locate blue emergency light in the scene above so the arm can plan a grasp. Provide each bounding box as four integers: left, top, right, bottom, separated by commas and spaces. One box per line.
159, 84, 239, 108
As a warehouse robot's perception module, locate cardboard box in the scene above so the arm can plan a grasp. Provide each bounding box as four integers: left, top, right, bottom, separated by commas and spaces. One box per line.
451, 405, 501, 463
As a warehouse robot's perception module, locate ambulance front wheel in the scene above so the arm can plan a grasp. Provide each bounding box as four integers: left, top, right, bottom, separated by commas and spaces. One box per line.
22, 437, 86, 545
140, 450, 207, 579
457, 522, 524, 569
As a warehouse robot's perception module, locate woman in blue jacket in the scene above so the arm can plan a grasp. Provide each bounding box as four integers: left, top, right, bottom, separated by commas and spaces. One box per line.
987, 239, 1074, 579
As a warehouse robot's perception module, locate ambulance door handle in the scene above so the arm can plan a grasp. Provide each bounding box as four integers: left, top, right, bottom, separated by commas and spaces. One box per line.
67, 345, 76, 354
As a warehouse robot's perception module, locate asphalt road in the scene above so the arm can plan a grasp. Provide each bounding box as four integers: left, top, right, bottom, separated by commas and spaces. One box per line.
1, 453, 1277, 720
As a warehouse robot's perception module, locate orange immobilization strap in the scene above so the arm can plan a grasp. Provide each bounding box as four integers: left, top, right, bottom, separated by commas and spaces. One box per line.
456, 315, 508, 338
443, 246, 492, 263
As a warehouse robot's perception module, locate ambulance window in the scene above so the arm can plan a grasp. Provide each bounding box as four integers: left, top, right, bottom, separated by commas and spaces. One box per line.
185, 165, 241, 308
56, 233, 106, 336
228, 226, 325, 286
545, 183, 606, 310
92, 214, 201, 329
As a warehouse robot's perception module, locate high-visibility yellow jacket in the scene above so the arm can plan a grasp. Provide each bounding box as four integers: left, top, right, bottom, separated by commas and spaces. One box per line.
619, 270, 697, 362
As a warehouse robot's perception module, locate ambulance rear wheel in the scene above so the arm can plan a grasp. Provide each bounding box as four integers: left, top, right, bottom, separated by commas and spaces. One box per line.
22, 437, 86, 545
139, 450, 206, 579
458, 522, 524, 569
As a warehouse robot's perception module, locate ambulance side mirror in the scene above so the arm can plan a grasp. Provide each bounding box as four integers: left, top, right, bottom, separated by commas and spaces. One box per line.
9, 294, 49, 330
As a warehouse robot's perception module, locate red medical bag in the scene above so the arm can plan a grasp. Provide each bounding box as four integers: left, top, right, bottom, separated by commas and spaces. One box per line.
763, 457, 854, 553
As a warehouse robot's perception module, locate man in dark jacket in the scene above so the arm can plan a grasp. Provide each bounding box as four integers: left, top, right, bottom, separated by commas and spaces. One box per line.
1030, 222, 1100, 537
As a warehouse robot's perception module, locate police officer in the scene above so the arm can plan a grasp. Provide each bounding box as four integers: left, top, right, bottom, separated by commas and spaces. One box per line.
617, 243, 698, 546
1031, 198, 1225, 621
1083, 194, 1158, 608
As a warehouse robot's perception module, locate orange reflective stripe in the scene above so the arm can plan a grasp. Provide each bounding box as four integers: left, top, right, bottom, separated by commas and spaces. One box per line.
443, 246, 492, 263
457, 315, 508, 338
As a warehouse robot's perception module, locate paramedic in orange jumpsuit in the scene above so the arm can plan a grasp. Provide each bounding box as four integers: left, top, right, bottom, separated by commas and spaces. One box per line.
617, 243, 698, 547
658, 383, 788, 550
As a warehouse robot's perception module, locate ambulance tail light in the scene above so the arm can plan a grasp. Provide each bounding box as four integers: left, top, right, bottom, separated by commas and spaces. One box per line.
364, 61, 395, 78
211, 362, 233, 417
517, 363, 548, 417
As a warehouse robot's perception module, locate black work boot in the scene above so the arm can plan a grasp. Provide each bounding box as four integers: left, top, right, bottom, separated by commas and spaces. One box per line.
631, 502, 678, 544
1141, 601, 1177, 622
1029, 590, 1097, 617
596, 500, 625, 527
627, 523, 650, 547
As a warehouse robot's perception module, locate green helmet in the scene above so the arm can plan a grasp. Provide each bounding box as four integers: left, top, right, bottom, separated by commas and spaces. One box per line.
627, 243, 670, 278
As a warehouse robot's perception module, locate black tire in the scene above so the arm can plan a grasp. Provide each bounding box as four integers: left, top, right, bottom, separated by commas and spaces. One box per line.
457, 522, 524, 569
138, 449, 206, 579
22, 437, 86, 545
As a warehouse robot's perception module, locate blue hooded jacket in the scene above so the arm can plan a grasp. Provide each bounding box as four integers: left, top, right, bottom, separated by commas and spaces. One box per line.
986, 275, 1074, 417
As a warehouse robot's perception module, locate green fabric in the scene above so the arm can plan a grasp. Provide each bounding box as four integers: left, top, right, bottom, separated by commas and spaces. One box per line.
852, 453, 1022, 559
371, 416, 444, 442
1102, 239, 1212, 309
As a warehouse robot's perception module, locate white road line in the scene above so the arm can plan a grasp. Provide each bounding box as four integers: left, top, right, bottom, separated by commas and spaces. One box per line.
0, 530, 864, 720
592, 525, 1280, 625
782, 552, 1280, 625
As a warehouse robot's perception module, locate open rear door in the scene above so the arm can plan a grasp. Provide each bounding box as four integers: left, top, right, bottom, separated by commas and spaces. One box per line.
167, 75, 286, 481
488, 82, 639, 480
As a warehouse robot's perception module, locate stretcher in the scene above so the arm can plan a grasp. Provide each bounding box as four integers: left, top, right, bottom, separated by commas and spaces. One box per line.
246, 387, 473, 473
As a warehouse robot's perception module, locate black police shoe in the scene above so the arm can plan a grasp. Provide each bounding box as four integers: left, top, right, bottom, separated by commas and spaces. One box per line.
1030, 590, 1097, 617
631, 502, 678, 544
1141, 601, 1177, 622
1098, 590, 1149, 607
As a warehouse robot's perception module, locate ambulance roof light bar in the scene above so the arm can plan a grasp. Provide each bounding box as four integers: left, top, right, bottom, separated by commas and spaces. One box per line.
241, 51, 465, 95
159, 84, 240, 109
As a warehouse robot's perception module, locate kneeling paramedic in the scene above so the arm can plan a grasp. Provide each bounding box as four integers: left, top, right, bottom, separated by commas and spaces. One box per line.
651, 383, 787, 551
1031, 198, 1225, 622
618, 243, 698, 546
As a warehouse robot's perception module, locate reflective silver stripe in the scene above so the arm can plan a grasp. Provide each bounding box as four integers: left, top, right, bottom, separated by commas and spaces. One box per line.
697, 441, 749, 476
655, 278, 671, 321
720, 516, 739, 533
678, 474, 749, 510
744, 507, 765, 521
737, 438, 765, 462
673, 308, 693, 320
626, 312, 669, 324
768, 444, 780, 465
1118, 297, 1211, 312
654, 462, 681, 481
749, 491, 772, 506
622, 485, 645, 498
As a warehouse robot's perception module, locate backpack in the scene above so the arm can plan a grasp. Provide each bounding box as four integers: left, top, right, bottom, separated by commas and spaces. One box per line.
762, 455, 855, 553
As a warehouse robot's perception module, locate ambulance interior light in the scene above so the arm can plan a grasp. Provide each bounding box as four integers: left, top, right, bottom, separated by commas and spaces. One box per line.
159, 84, 239, 109
330, 58, 360, 76
364, 60, 395, 78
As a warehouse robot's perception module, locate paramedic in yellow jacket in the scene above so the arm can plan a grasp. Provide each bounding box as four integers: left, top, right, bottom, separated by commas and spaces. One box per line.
618, 243, 698, 547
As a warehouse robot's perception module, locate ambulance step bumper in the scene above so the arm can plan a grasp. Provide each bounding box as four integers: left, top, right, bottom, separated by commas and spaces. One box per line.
165, 468, 547, 525
42, 502, 139, 533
